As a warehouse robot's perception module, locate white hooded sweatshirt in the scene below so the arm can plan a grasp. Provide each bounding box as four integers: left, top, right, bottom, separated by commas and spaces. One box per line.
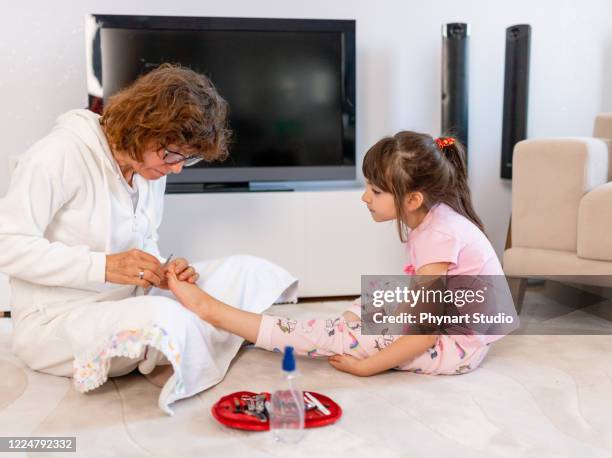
0, 109, 165, 323
0, 109, 299, 414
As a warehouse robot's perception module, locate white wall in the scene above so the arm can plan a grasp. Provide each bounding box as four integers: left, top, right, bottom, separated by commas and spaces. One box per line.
1, 0, 611, 259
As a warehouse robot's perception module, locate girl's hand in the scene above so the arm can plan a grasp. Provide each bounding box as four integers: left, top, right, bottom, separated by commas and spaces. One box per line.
328, 354, 370, 376
158, 257, 199, 289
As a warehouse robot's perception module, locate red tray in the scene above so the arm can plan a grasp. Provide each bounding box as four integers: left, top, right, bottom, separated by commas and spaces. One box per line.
211, 391, 342, 431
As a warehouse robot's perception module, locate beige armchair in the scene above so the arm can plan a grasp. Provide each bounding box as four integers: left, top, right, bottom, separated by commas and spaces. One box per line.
503, 114, 612, 312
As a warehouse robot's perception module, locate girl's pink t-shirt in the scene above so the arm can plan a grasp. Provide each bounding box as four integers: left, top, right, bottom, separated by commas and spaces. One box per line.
405, 202, 503, 276
405, 203, 507, 345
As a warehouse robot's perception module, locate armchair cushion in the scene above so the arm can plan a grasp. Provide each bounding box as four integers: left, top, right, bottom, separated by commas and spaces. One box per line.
504, 247, 612, 282
578, 182, 612, 261
512, 138, 608, 252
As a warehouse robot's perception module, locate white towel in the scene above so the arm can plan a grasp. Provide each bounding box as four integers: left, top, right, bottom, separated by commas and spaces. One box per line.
65, 255, 297, 415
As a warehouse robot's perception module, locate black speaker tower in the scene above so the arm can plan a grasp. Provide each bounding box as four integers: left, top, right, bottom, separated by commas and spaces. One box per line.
441, 23, 469, 153
500, 24, 531, 179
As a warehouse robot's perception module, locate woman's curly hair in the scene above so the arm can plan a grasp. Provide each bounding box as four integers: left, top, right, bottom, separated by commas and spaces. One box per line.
100, 63, 230, 163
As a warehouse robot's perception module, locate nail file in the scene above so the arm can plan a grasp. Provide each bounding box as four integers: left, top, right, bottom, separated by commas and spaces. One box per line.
144, 253, 173, 295
304, 391, 330, 415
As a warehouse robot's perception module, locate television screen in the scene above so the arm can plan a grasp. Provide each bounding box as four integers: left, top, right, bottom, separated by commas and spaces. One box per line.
86, 15, 356, 187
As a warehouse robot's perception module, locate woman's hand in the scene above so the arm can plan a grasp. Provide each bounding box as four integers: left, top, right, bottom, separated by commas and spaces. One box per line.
328, 354, 371, 377
105, 249, 164, 288
157, 257, 199, 289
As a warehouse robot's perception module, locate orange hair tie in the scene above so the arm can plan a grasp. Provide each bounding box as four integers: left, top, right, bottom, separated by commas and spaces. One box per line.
435, 137, 456, 149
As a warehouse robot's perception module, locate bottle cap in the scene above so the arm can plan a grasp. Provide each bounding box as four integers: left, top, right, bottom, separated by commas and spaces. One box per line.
282, 346, 296, 372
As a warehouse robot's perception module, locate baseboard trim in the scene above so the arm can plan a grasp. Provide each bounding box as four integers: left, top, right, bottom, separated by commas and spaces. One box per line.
0, 299, 359, 317
297, 295, 359, 303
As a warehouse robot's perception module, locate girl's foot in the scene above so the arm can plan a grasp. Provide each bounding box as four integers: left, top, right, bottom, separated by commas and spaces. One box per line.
167, 268, 263, 343
167, 269, 216, 320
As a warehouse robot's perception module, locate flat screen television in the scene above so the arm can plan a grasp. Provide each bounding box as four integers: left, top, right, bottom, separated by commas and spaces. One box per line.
86, 15, 356, 190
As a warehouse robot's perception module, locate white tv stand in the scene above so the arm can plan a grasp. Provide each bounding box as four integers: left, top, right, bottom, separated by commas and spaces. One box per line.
158, 184, 406, 297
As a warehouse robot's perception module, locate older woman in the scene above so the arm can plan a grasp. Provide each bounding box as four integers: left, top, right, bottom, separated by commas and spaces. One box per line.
0, 64, 296, 414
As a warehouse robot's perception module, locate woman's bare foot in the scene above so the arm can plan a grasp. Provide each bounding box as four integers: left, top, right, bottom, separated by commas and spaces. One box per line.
167, 268, 217, 321
144, 365, 174, 388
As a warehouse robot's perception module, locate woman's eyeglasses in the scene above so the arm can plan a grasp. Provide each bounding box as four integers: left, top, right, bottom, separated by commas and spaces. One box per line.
161, 148, 203, 167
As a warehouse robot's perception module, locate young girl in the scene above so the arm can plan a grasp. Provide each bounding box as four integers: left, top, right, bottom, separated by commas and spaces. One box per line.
167, 131, 506, 376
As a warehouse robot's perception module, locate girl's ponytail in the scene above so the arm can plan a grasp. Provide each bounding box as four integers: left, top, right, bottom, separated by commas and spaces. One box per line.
436, 137, 485, 233
362, 131, 487, 242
